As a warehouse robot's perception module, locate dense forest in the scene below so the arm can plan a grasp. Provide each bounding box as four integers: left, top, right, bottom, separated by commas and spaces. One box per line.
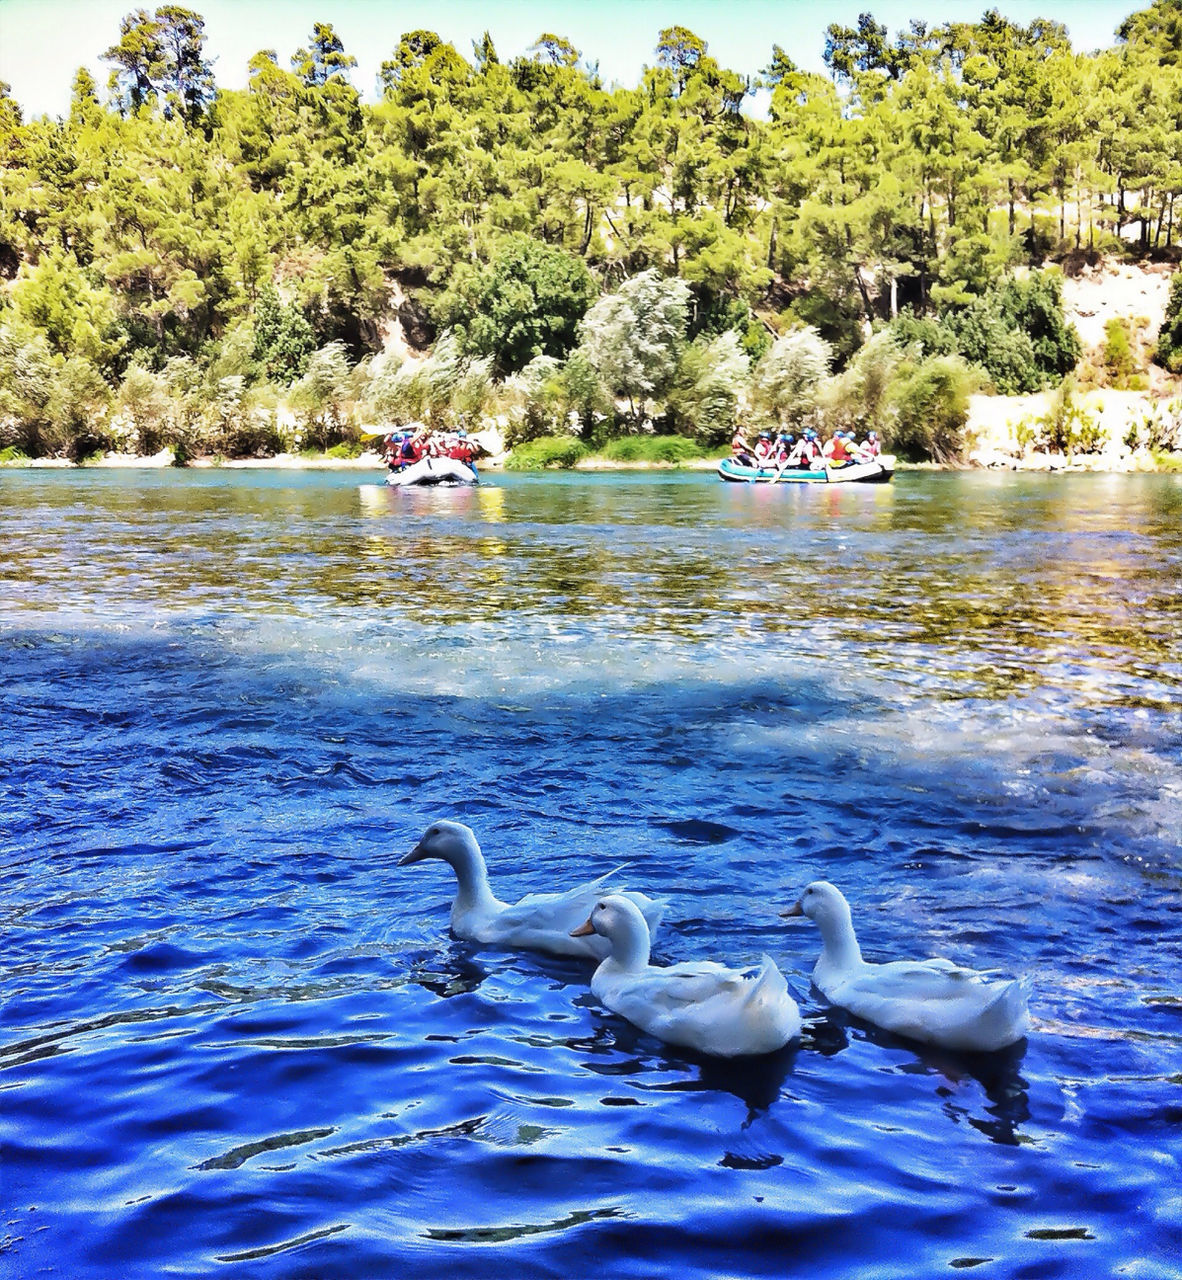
3, 2, 1182, 462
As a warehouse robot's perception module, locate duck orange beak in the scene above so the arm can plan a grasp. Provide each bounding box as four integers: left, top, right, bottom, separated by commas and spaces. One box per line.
570, 916, 595, 937
781, 899, 803, 918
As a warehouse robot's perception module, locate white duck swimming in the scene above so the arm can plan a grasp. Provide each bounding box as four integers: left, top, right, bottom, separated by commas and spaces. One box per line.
783, 880, 1030, 1052
572, 894, 801, 1057
400, 820, 665, 961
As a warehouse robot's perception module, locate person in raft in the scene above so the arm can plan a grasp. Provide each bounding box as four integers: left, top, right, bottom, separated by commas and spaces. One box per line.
383, 432, 405, 469
754, 431, 777, 466
772, 433, 795, 469
787, 429, 823, 469
448, 430, 479, 473
731, 426, 757, 467
824, 431, 857, 467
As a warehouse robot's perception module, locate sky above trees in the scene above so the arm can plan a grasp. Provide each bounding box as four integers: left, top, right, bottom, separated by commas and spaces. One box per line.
0, 0, 1138, 117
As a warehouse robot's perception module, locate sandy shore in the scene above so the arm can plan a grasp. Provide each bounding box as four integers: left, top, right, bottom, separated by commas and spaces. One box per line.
5, 443, 1176, 473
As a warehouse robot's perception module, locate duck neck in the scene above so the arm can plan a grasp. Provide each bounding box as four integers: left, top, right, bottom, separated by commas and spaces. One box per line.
817, 906, 863, 972
605, 919, 651, 973
447, 842, 501, 915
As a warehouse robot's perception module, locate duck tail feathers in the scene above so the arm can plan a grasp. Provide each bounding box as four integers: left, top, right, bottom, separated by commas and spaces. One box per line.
980, 974, 1032, 1045
746, 954, 789, 1005
589, 864, 631, 889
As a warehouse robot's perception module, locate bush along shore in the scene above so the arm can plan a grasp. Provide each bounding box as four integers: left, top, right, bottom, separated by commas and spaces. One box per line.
6, 8, 1182, 472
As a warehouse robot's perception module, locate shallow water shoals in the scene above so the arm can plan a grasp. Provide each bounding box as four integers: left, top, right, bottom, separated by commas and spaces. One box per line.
1, 468, 1180, 1279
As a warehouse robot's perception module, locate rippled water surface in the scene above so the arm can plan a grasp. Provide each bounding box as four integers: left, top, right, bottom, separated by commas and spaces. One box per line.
3, 467, 1181, 1279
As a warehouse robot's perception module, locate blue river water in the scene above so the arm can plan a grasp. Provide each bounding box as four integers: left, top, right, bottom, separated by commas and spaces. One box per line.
2, 466, 1180, 1279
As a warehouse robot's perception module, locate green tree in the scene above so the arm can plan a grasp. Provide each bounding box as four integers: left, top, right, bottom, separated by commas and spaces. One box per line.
292, 23, 357, 87
575, 269, 690, 425
252, 283, 315, 383
11, 249, 126, 370
104, 6, 214, 123
445, 235, 598, 375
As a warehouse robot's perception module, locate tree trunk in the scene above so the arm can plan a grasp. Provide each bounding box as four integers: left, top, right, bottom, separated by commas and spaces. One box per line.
853, 263, 873, 321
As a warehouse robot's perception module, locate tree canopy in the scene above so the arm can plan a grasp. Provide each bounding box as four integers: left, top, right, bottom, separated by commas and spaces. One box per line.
0, 5, 1174, 460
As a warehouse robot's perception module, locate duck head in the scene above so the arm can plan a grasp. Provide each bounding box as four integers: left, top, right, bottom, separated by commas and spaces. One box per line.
782, 880, 852, 930
572, 893, 651, 969
400, 819, 480, 869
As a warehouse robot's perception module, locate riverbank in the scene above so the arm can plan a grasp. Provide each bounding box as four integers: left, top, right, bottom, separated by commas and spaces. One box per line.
4, 418, 1182, 474
965, 390, 1182, 472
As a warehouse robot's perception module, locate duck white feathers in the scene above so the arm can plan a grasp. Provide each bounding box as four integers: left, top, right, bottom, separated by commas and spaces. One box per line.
572, 894, 801, 1057
401, 820, 665, 961
784, 881, 1030, 1052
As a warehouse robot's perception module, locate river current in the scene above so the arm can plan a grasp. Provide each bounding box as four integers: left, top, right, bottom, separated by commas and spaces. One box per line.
2, 467, 1180, 1279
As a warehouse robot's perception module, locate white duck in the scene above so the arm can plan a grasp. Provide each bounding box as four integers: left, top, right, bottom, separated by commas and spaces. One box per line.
400, 820, 665, 961
572, 894, 801, 1057
783, 880, 1030, 1052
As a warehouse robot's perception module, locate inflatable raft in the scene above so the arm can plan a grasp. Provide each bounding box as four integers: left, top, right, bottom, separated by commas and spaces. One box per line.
386, 457, 478, 487
717, 455, 894, 485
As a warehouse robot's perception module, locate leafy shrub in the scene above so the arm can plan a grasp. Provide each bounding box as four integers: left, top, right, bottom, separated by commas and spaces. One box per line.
1123, 399, 1182, 452
204, 376, 284, 457
750, 326, 832, 430
1014, 377, 1103, 456
575, 269, 690, 425
116, 364, 174, 454
945, 297, 1040, 393
252, 283, 316, 384
822, 330, 903, 436
503, 435, 588, 470
994, 272, 1080, 381
0, 322, 55, 455
886, 354, 975, 463
289, 342, 356, 450
501, 355, 566, 446
600, 435, 708, 463
1101, 317, 1145, 389
887, 310, 958, 360
663, 331, 749, 446
47, 357, 114, 460
1156, 273, 1182, 373
936, 270, 1081, 393
0, 445, 30, 464
364, 333, 494, 436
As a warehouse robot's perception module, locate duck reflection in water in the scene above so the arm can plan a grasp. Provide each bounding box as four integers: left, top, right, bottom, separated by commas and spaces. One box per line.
809, 1003, 1032, 1145
406, 943, 490, 1000
574, 1004, 799, 1115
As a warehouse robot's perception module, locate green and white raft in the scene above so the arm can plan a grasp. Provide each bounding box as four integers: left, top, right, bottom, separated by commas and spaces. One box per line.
717, 455, 895, 484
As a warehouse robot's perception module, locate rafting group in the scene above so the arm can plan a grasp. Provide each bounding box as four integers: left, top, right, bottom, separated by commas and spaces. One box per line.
383, 426, 482, 473
732, 426, 882, 472
719, 424, 893, 484
379, 425, 487, 487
